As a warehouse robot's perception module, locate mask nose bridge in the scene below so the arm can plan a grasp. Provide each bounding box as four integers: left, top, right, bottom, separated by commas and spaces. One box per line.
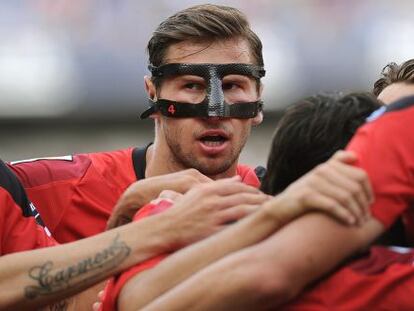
206, 67, 225, 117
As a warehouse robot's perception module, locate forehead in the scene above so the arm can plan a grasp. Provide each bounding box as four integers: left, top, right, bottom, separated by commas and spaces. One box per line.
164, 38, 253, 65
378, 82, 414, 105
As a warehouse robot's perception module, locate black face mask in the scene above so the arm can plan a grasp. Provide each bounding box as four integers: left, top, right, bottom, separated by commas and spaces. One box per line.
140, 63, 265, 119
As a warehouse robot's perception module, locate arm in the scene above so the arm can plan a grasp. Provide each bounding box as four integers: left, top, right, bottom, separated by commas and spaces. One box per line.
118, 151, 371, 310
107, 169, 211, 229
141, 214, 383, 311
142, 106, 414, 310
118, 197, 286, 311
0, 211, 178, 311
1, 177, 266, 311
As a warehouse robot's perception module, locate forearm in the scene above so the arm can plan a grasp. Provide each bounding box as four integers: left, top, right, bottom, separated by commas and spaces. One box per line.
142, 214, 385, 311
119, 196, 299, 310
0, 213, 175, 310
141, 245, 275, 311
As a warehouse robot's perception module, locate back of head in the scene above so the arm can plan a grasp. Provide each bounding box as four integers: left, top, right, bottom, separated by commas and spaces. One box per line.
373, 59, 414, 96
261, 92, 382, 195
147, 4, 263, 87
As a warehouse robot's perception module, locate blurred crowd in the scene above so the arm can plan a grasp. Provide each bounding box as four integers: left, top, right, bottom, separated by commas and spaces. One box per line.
1, 0, 414, 118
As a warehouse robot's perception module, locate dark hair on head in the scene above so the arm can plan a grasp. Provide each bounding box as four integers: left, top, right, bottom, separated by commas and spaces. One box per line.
260, 92, 382, 195
147, 4, 263, 88
373, 59, 414, 96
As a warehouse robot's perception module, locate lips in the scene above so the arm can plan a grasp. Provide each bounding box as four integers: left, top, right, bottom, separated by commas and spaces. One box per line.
197, 129, 230, 155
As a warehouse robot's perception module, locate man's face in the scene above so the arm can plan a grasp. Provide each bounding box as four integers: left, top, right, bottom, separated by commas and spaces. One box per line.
150, 38, 262, 178
378, 82, 414, 104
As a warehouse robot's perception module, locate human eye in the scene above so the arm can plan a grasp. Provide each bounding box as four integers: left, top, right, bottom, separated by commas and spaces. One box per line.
222, 82, 240, 91
184, 82, 204, 90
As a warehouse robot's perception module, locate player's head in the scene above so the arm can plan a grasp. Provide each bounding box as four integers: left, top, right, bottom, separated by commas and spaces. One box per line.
142, 4, 264, 178
373, 59, 414, 104
261, 92, 382, 195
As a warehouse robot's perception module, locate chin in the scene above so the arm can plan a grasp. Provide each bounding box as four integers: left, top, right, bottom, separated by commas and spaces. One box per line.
197, 160, 234, 176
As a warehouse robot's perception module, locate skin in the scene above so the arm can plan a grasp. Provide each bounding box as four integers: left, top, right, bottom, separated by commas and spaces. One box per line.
377, 82, 414, 104
0, 211, 175, 311
3, 37, 267, 311
137, 151, 385, 311
2, 177, 267, 310
144, 38, 263, 180
111, 151, 373, 311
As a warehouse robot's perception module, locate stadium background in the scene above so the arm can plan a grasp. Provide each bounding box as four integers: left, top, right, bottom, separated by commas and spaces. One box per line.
1, 0, 413, 166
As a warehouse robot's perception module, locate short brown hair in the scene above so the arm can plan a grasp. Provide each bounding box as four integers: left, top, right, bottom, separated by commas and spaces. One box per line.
147, 4, 263, 69
373, 59, 414, 96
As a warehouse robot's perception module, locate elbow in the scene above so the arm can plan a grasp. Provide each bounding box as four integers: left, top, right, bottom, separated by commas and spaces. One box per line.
260, 273, 301, 308
236, 254, 302, 309
251, 269, 300, 309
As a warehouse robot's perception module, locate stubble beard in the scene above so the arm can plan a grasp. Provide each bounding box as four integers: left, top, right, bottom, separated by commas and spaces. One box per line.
165, 133, 247, 178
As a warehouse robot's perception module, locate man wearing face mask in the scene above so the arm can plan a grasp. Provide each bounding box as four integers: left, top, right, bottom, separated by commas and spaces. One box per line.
9, 4, 269, 246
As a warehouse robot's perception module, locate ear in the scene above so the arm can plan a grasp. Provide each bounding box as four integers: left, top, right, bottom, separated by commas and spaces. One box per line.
252, 111, 263, 126
144, 76, 156, 100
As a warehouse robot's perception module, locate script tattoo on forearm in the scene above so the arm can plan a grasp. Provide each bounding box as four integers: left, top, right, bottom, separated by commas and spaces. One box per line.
24, 234, 130, 299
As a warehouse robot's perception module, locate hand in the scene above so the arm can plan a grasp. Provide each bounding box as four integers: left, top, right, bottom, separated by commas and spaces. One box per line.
164, 176, 271, 248
106, 169, 211, 229
264, 150, 373, 226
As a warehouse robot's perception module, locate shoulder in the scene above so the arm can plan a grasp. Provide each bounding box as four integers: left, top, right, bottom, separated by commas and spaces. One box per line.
8, 148, 135, 188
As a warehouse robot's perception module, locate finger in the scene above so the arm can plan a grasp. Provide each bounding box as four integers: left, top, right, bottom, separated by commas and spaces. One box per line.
183, 168, 213, 183
106, 214, 132, 230
330, 154, 374, 204
332, 150, 357, 164
158, 190, 182, 201
218, 204, 260, 223
329, 161, 372, 212
305, 193, 356, 225
310, 175, 365, 224
97, 290, 105, 301
92, 302, 101, 311
318, 165, 369, 219
214, 192, 270, 210
208, 180, 261, 196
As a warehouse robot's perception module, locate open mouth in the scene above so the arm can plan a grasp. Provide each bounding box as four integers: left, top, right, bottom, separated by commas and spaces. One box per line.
197, 130, 230, 152
200, 135, 228, 146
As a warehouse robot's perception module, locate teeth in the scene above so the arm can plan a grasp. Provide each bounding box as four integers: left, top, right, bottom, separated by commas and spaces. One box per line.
203, 141, 223, 147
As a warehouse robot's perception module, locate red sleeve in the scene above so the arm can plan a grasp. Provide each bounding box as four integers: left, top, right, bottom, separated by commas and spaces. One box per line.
346, 106, 414, 229
283, 246, 414, 310
9, 149, 137, 243
0, 188, 56, 255
8, 155, 92, 238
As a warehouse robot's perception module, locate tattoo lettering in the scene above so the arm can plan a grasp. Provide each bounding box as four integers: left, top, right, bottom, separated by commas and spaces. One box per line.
25, 234, 130, 299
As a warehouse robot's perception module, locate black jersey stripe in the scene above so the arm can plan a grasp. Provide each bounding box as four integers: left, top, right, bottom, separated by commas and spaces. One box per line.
385, 95, 414, 113
132, 143, 152, 180
0, 159, 47, 230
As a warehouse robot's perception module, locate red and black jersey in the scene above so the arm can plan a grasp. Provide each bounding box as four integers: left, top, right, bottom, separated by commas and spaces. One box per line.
0, 159, 55, 255
283, 246, 414, 310
9, 147, 145, 243
346, 96, 414, 241
10, 145, 262, 244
